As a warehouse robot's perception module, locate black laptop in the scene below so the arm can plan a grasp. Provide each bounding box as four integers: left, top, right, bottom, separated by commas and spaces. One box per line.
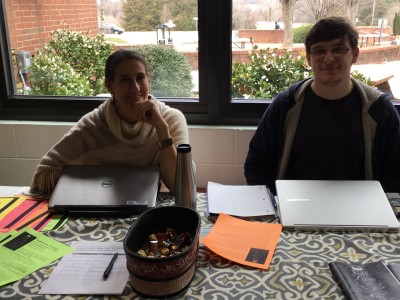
48, 165, 160, 217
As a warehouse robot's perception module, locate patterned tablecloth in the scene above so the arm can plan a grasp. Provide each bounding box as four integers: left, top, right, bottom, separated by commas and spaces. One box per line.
1, 192, 400, 300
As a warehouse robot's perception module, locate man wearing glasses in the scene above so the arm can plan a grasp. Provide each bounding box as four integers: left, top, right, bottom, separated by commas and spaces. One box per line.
244, 17, 400, 194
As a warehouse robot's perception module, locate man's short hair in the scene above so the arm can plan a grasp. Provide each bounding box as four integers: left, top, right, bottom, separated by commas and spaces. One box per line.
304, 17, 359, 52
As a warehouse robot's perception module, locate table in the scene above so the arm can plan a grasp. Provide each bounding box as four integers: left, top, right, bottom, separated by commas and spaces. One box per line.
232, 37, 251, 49
358, 34, 381, 47
371, 74, 395, 99
1, 192, 400, 299
351, 63, 396, 100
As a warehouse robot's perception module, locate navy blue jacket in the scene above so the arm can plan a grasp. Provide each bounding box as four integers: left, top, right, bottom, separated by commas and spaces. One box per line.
245, 78, 400, 193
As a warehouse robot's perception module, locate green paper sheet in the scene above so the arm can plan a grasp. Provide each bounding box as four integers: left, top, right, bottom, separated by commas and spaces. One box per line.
0, 227, 73, 287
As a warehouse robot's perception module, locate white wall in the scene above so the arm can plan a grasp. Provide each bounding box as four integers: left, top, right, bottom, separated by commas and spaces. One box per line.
0, 121, 256, 188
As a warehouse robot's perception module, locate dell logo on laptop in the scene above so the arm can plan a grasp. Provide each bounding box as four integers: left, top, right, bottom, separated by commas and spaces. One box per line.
101, 180, 114, 188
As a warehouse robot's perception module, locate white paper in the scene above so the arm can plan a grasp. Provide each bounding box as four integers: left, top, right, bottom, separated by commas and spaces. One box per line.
39, 241, 129, 295
207, 182, 276, 217
0, 186, 25, 196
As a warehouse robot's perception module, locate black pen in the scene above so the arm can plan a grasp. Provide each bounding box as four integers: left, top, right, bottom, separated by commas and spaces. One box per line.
103, 252, 118, 280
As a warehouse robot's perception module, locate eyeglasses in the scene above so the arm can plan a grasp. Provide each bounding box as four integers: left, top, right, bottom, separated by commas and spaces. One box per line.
309, 47, 350, 58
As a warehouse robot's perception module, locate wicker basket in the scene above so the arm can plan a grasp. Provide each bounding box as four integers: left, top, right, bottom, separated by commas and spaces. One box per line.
124, 206, 201, 298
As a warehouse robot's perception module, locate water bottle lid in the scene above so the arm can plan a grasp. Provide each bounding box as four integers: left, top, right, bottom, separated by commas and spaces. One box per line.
177, 144, 191, 153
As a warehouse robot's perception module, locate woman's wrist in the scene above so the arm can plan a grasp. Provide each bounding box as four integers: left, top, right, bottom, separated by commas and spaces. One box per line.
157, 137, 174, 150
155, 120, 170, 140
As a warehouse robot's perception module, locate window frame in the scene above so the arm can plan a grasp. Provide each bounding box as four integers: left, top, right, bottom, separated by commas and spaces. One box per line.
0, 0, 269, 126
0, 1, 398, 125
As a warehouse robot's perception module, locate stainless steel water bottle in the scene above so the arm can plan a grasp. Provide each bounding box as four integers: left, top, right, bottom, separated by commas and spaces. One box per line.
174, 144, 196, 209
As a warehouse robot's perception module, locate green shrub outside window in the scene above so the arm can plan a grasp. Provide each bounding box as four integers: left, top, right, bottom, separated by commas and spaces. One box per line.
232, 46, 372, 99
131, 45, 194, 98
28, 30, 113, 96
26, 29, 372, 100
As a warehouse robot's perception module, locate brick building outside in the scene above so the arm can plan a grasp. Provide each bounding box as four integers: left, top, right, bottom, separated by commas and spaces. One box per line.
5, 0, 99, 53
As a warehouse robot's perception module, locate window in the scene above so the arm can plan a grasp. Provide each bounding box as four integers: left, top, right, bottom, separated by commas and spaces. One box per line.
0, 0, 267, 125
0, 1, 398, 125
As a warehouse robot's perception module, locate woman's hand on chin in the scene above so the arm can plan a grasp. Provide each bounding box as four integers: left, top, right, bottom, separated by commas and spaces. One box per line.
130, 100, 164, 128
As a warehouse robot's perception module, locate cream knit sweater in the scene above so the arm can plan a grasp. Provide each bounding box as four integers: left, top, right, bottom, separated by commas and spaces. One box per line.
30, 96, 189, 194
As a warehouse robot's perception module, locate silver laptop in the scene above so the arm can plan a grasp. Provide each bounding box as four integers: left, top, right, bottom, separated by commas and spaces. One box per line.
48, 165, 160, 217
275, 180, 399, 232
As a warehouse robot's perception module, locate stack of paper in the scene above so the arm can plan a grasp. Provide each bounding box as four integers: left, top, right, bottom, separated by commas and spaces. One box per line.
39, 241, 129, 295
0, 196, 67, 232
0, 227, 73, 287
207, 182, 276, 220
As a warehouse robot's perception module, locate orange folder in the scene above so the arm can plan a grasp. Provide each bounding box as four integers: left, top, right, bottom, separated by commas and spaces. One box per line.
201, 213, 282, 270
